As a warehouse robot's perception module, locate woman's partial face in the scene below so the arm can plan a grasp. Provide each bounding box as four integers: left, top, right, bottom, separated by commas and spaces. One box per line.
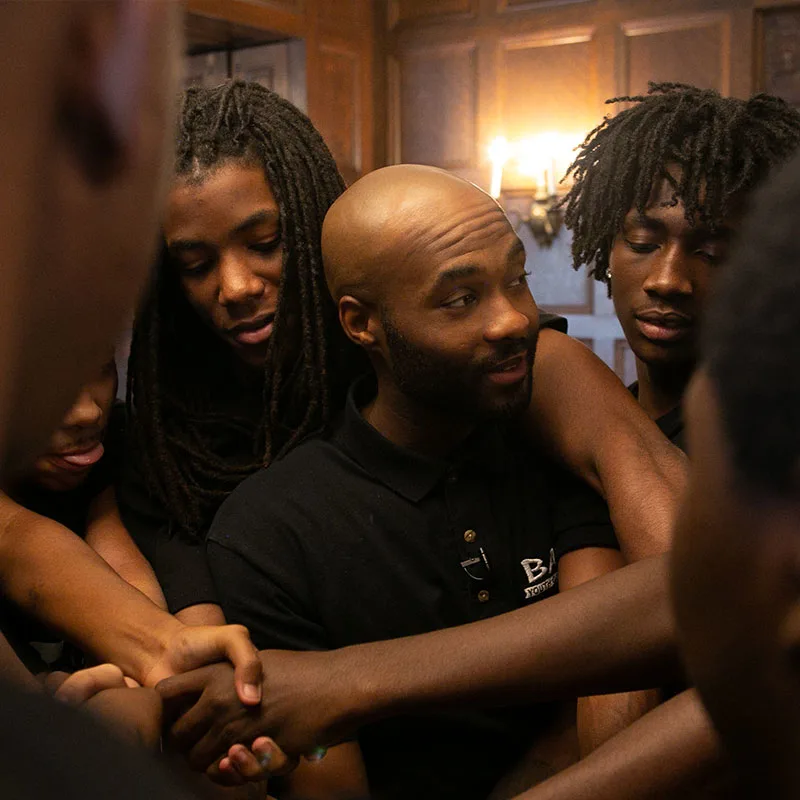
164, 162, 283, 367
29, 360, 118, 492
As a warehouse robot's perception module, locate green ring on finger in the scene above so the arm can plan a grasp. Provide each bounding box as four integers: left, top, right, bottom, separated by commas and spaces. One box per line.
306, 746, 328, 762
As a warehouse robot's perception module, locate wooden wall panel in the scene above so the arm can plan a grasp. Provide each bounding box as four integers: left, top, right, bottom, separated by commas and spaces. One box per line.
394, 43, 478, 168
391, 0, 478, 27
251, 0, 304, 13
498, 0, 592, 11
757, 6, 800, 106
316, 0, 361, 31
314, 40, 363, 183
388, 0, 479, 26
614, 338, 637, 386
499, 28, 597, 141
620, 13, 731, 96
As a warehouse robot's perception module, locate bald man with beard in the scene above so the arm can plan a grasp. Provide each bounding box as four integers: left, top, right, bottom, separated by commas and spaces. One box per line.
205, 165, 624, 800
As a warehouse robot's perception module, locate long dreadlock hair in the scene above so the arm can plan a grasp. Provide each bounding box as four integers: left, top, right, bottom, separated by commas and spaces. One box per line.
127, 81, 366, 541
561, 82, 800, 286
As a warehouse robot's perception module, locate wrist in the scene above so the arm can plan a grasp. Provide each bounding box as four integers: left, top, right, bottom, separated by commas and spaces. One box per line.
330, 642, 403, 731
136, 615, 186, 687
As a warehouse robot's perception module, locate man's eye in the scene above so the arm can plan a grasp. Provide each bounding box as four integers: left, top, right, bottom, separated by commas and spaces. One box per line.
179, 260, 212, 275
696, 250, 720, 263
250, 239, 280, 255
442, 292, 478, 309
509, 271, 531, 288
625, 239, 659, 254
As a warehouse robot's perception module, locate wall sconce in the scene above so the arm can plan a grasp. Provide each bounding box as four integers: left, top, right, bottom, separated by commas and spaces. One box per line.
488, 133, 581, 248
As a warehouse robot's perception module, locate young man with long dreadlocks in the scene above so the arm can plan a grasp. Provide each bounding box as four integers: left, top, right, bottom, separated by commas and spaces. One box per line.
557, 82, 800, 757
118, 79, 690, 637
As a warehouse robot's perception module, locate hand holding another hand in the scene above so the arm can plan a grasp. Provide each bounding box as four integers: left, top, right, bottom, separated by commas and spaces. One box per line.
157, 648, 358, 782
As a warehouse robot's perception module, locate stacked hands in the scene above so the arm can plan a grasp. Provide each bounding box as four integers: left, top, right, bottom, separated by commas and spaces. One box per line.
47, 624, 345, 787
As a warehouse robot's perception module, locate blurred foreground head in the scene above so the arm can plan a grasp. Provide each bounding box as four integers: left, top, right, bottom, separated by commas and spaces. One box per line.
672, 152, 800, 799
0, 1, 181, 477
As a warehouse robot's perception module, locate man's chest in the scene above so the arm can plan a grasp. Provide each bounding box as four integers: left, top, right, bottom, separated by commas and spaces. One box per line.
303, 465, 561, 646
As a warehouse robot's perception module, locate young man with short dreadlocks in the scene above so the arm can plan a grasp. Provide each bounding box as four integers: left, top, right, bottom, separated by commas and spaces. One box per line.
116, 80, 692, 639
558, 82, 800, 756
563, 81, 800, 436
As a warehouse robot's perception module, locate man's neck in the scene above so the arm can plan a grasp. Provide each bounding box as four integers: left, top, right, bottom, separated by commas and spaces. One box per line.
362, 379, 474, 458
635, 358, 692, 421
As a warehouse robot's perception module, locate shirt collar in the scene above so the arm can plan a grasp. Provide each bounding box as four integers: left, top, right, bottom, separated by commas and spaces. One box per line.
628, 381, 684, 441
334, 376, 508, 503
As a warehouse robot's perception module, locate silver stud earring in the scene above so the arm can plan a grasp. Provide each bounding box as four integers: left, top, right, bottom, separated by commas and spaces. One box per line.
605, 267, 611, 281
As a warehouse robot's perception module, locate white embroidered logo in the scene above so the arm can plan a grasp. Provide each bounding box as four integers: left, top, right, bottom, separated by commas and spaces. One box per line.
521, 548, 558, 599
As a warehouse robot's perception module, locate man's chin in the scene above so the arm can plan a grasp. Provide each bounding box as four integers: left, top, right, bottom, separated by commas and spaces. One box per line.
482, 382, 532, 420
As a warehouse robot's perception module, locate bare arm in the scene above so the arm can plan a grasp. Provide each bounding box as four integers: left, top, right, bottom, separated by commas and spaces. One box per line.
0, 492, 262, 697
559, 548, 660, 755
514, 690, 731, 800
160, 555, 679, 769
176, 603, 227, 626
85, 486, 167, 610
527, 330, 687, 560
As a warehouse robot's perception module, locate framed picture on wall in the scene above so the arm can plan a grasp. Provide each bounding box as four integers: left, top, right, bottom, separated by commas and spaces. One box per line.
756, 6, 800, 108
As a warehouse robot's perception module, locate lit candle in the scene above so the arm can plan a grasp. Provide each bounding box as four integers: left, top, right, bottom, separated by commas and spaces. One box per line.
548, 157, 557, 196
488, 136, 510, 199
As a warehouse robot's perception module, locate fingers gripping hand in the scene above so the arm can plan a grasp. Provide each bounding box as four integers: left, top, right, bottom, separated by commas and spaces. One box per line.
208, 738, 297, 786
52, 663, 128, 706
159, 662, 260, 771
146, 623, 262, 706
158, 649, 345, 774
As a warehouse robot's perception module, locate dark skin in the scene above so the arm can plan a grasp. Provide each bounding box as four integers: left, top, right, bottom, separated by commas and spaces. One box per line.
165, 163, 283, 370
609, 176, 734, 420
159, 554, 678, 769
159, 167, 684, 789
672, 371, 800, 799
577, 185, 733, 752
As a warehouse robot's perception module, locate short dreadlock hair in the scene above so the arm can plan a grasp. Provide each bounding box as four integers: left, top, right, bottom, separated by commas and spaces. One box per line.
127, 81, 365, 541
704, 152, 800, 495
561, 82, 800, 285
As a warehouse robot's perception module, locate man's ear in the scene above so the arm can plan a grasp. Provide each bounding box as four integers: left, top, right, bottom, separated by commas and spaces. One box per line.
339, 295, 380, 350
58, 0, 156, 185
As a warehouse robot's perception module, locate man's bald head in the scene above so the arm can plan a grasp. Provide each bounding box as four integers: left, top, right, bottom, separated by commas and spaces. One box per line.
322, 165, 509, 305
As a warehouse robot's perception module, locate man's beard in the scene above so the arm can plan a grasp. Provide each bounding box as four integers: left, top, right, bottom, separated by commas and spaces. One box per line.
381, 313, 537, 421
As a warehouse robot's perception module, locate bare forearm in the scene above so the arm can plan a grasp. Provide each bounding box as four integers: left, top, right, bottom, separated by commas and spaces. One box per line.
337, 557, 678, 728
516, 690, 727, 800
0, 506, 181, 682
577, 690, 661, 755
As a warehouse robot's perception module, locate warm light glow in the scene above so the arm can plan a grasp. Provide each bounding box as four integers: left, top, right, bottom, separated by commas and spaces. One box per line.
516, 132, 581, 196
488, 136, 511, 199
489, 132, 584, 198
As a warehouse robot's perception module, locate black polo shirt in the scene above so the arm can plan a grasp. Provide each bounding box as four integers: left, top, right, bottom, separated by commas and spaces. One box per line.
207, 377, 618, 800
120, 313, 571, 614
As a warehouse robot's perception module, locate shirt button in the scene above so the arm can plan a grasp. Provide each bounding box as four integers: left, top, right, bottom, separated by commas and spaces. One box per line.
478, 589, 490, 603
464, 529, 477, 543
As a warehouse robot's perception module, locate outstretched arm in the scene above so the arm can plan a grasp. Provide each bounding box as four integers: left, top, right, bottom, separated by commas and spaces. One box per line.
514, 690, 731, 800
527, 330, 687, 560
0, 492, 262, 701
159, 555, 679, 769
